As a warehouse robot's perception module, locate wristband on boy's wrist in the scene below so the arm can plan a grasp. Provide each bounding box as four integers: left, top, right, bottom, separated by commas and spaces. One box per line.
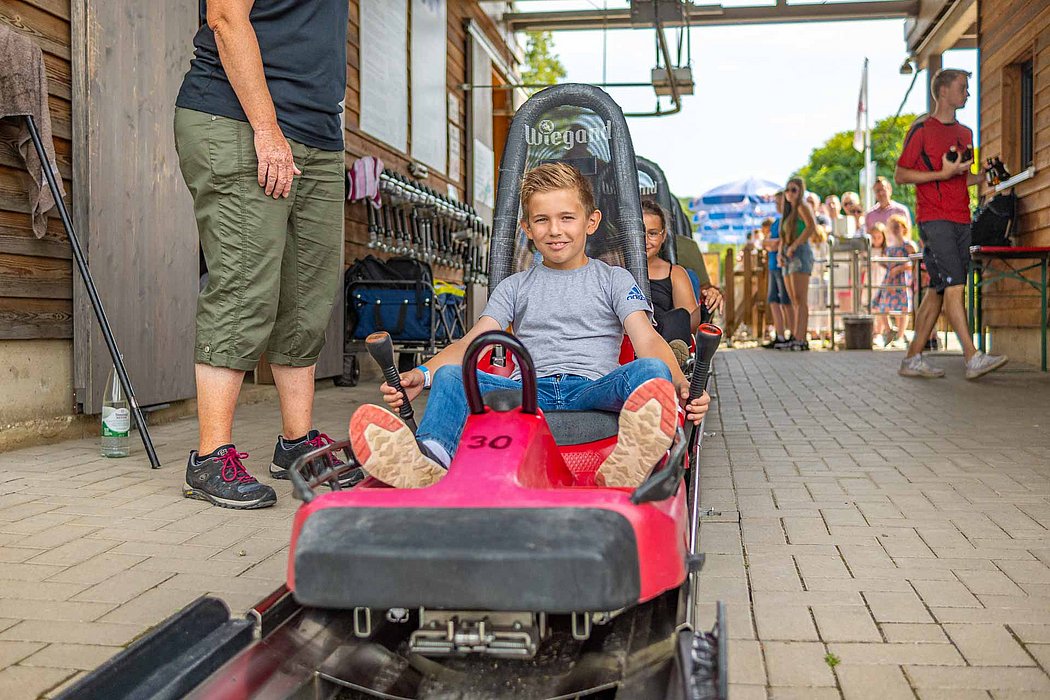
415, 365, 431, 389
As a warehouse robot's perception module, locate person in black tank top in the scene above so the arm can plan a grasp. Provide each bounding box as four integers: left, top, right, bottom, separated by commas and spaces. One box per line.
642, 201, 721, 354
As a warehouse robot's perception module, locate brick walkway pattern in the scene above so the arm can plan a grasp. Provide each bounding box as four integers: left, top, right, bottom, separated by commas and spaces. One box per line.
0, 384, 376, 699
0, 349, 1049, 698
698, 349, 1050, 699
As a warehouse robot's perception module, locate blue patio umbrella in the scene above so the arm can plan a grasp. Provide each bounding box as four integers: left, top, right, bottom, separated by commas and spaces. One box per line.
687, 176, 781, 245
695, 177, 782, 206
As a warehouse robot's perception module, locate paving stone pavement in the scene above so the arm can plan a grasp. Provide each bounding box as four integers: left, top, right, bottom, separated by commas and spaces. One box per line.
1, 349, 1049, 698
0, 381, 378, 699
696, 348, 1050, 699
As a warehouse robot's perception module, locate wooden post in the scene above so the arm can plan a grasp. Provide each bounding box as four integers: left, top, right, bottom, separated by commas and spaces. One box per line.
742, 249, 754, 338
723, 248, 735, 337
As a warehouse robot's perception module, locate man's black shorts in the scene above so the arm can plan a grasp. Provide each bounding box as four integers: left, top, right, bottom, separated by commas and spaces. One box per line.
918, 220, 971, 292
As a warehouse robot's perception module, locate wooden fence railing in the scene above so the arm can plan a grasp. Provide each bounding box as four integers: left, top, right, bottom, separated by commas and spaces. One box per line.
722, 247, 768, 343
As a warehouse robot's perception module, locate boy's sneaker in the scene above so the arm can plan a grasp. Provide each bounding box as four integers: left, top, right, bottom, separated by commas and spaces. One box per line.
349, 405, 446, 488
668, 339, 690, 371
898, 354, 945, 378
596, 378, 678, 488
184, 446, 276, 509
773, 337, 793, 350
965, 351, 1008, 380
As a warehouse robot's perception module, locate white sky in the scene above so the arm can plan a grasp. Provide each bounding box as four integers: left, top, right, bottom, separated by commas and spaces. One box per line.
517, 2, 979, 199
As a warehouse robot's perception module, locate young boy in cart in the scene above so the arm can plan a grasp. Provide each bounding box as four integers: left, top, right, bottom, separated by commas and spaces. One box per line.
349, 162, 710, 488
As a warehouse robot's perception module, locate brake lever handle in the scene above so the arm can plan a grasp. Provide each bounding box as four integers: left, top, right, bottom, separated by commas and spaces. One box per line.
688, 324, 723, 402
365, 332, 417, 432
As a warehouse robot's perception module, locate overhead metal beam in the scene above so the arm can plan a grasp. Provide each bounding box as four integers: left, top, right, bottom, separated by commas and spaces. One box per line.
907, 0, 976, 70
506, 1, 919, 32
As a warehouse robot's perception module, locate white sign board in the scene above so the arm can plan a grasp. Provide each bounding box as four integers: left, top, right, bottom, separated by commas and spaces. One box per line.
411, 0, 447, 172
360, 0, 408, 152
473, 139, 494, 210
448, 122, 461, 182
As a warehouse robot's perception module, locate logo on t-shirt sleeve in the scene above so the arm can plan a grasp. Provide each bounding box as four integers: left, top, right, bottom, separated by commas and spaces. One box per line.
626, 285, 647, 302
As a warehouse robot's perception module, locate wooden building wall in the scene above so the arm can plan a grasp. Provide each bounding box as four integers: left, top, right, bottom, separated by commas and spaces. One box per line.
0, 0, 73, 341
978, 0, 1050, 364
1, 0, 515, 345
341, 1, 515, 283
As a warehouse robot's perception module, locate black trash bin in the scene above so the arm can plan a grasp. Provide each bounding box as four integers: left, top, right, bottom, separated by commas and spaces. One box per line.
843, 314, 874, 350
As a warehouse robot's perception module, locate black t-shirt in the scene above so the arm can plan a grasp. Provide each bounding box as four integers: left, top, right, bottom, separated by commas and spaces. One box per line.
176, 0, 348, 151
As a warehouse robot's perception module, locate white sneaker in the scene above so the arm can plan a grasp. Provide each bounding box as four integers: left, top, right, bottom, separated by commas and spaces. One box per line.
899, 354, 945, 378
596, 378, 678, 488
965, 351, 1008, 380
349, 404, 446, 488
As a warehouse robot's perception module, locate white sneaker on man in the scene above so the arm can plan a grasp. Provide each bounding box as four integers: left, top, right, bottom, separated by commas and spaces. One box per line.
898, 354, 945, 378
965, 351, 1008, 380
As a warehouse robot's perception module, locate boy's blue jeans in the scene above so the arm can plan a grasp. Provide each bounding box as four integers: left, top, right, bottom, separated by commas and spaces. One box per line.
417, 358, 673, 457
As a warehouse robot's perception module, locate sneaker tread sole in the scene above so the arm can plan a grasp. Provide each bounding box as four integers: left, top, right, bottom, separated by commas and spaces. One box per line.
182, 483, 276, 510
350, 405, 445, 489
595, 378, 677, 488
898, 365, 944, 378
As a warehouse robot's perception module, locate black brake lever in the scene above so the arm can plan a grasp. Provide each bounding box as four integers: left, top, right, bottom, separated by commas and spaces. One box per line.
365, 331, 417, 432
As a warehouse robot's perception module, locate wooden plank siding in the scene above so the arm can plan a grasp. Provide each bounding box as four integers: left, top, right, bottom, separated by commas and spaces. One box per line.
341, 1, 517, 281
0, 0, 73, 340
977, 1, 1050, 356
0, 0, 516, 344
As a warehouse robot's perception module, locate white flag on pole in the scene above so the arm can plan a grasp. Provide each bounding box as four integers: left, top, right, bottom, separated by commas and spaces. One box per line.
853, 58, 868, 153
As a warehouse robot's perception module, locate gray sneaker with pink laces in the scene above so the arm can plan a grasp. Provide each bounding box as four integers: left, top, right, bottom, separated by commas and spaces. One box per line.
184, 445, 277, 509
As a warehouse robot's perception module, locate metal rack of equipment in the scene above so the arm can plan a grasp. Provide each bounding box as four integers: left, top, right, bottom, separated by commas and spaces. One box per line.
367, 169, 490, 285
339, 170, 482, 385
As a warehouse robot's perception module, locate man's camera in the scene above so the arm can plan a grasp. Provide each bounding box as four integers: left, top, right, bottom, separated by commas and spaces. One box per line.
945, 146, 974, 163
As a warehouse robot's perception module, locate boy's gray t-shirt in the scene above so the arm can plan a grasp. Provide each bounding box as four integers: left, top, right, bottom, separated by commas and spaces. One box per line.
481, 258, 652, 380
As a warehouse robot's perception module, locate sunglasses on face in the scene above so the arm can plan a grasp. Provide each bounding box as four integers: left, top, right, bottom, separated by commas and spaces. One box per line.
786, 186, 800, 193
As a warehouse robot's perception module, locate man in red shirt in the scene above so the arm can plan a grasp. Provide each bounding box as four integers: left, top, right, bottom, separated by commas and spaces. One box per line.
895, 68, 1007, 380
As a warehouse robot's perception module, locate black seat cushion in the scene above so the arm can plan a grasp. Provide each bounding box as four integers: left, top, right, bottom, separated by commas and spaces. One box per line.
545, 410, 620, 445
482, 390, 619, 446
293, 507, 640, 612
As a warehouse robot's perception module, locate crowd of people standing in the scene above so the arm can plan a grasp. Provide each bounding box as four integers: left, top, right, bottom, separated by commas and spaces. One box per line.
757, 176, 916, 351
752, 67, 1006, 380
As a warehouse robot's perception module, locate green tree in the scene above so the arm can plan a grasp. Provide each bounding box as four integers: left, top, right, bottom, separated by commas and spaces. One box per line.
521, 31, 566, 93
795, 114, 919, 216
677, 195, 695, 234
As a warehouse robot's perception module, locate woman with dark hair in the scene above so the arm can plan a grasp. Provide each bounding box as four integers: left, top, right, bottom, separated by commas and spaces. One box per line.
779, 176, 818, 350
642, 199, 722, 366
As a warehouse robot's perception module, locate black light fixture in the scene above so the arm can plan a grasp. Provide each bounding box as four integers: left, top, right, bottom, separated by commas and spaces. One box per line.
899, 58, 914, 75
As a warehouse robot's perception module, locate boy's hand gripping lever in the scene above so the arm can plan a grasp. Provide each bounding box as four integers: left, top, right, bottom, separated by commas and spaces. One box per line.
687, 323, 723, 450
365, 332, 417, 433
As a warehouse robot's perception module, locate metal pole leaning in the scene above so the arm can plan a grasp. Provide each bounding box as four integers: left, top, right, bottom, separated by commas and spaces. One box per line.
24, 114, 161, 468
